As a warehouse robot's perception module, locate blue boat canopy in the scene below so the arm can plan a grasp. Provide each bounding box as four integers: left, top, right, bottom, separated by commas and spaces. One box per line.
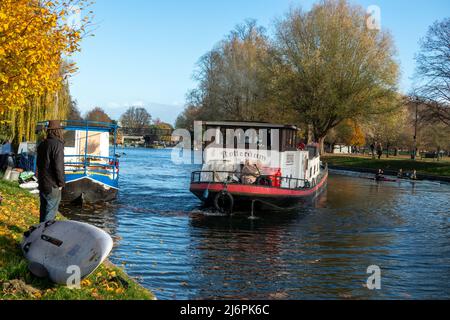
37, 120, 119, 133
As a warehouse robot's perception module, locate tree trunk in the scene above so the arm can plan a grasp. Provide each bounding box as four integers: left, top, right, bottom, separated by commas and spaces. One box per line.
307, 124, 314, 144
318, 136, 326, 155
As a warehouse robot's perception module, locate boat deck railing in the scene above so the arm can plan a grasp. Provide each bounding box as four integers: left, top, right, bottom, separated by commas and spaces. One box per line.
37, 120, 119, 132
192, 164, 328, 190
64, 154, 119, 180
192, 170, 316, 190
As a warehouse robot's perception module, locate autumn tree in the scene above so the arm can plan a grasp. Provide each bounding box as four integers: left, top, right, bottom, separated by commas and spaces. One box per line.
350, 124, 366, 147
119, 107, 152, 129
85, 107, 112, 123
0, 0, 92, 144
273, 0, 400, 153
325, 119, 365, 152
178, 20, 290, 126
325, 120, 354, 148
415, 18, 450, 125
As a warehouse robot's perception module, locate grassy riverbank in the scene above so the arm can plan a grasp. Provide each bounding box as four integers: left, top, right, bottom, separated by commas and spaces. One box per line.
0, 180, 155, 300
323, 155, 450, 178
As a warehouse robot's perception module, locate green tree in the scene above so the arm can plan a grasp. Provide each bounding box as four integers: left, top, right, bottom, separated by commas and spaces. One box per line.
175, 104, 203, 131
364, 104, 408, 157
68, 100, 83, 121
273, 0, 400, 153
180, 20, 284, 124
1, 79, 75, 145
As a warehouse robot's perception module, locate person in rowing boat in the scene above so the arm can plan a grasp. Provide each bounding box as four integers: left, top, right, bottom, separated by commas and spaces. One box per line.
375, 169, 385, 181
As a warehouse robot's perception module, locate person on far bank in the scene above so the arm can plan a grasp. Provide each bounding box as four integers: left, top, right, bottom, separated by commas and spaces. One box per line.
376, 143, 383, 160
370, 143, 375, 159
37, 120, 65, 223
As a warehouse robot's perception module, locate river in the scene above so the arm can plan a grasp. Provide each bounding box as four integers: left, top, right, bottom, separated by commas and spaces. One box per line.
62, 148, 450, 300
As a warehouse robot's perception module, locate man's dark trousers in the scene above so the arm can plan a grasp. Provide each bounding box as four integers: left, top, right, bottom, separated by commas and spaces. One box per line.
39, 187, 62, 223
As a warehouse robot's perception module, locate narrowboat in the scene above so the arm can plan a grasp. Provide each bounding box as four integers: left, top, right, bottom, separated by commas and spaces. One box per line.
37, 120, 120, 205
189, 121, 328, 213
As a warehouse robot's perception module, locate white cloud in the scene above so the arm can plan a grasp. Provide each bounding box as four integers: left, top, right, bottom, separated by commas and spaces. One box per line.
132, 101, 145, 107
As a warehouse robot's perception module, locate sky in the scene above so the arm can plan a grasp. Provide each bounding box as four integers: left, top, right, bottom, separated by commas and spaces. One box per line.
69, 0, 450, 125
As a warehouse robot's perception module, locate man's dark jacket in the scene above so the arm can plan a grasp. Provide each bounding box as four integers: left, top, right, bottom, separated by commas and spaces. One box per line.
37, 137, 65, 194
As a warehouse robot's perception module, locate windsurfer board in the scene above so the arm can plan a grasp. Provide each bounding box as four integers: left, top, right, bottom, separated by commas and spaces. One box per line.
21, 220, 113, 285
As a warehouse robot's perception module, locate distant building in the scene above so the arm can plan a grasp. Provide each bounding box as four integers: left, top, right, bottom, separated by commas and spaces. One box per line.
123, 136, 145, 147
120, 123, 176, 148
332, 144, 352, 154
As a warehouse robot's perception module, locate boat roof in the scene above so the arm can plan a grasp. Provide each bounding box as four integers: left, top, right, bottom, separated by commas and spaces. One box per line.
199, 121, 298, 131
37, 120, 119, 133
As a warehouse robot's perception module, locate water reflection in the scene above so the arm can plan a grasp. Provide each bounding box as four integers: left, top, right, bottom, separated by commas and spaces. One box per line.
61, 202, 119, 240
63, 149, 450, 300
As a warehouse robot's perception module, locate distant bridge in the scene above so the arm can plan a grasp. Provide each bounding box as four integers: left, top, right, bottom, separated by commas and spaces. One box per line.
120, 127, 173, 137
120, 127, 175, 146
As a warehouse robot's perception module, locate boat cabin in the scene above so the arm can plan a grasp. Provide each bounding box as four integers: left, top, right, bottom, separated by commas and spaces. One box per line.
195, 121, 322, 189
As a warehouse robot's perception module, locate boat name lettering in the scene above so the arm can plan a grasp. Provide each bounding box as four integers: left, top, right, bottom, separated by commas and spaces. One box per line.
222, 150, 267, 162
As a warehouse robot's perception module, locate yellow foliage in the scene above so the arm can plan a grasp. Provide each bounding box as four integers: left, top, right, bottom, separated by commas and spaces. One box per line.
350, 122, 366, 147
0, 0, 91, 114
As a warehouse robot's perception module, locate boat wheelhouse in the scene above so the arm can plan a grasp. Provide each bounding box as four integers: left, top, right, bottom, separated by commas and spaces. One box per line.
190, 121, 328, 213
37, 120, 120, 204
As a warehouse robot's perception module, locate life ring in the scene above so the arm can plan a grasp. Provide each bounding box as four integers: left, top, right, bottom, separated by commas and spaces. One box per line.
214, 191, 234, 214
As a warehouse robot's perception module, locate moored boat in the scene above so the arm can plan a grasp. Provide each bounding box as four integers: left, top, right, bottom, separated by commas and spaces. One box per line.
36, 120, 120, 205
189, 121, 328, 213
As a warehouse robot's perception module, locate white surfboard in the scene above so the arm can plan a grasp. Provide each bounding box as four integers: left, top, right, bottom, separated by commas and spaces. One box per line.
21, 220, 113, 285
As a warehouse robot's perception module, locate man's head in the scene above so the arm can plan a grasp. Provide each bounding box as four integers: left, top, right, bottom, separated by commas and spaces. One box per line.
46, 120, 64, 141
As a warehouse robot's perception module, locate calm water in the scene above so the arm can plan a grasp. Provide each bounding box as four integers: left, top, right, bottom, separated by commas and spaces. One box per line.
63, 148, 450, 300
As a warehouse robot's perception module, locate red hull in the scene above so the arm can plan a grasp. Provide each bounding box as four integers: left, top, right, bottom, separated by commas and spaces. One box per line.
190, 171, 328, 210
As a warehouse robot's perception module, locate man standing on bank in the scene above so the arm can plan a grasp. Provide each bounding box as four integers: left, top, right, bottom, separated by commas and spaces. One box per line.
37, 120, 65, 223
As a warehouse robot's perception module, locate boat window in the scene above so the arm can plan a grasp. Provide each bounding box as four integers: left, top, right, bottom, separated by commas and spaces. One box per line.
307, 145, 319, 159
64, 130, 76, 148
271, 129, 280, 151
220, 128, 226, 147
204, 127, 221, 148
281, 129, 297, 151
257, 128, 271, 150
228, 129, 245, 149
79, 131, 104, 156
245, 129, 258, 150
